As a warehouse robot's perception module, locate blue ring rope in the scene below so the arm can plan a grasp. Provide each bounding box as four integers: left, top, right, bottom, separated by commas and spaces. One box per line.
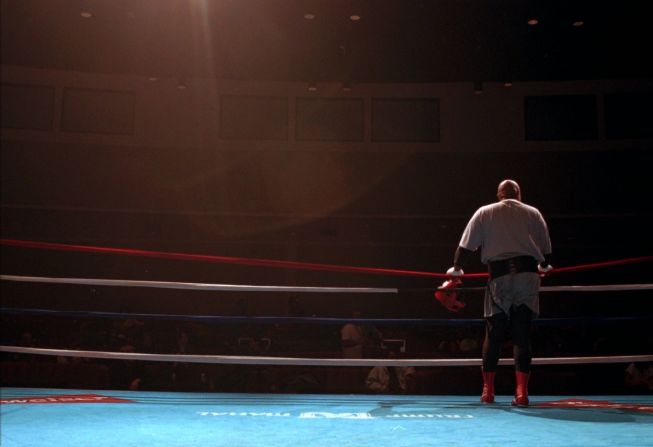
2, 307, 651, 326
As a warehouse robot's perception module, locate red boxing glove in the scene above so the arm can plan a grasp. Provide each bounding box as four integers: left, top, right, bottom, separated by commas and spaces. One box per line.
434, 278, 465, 312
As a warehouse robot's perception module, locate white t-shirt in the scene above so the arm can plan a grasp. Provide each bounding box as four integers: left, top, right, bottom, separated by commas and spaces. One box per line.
459, 199, 551, 263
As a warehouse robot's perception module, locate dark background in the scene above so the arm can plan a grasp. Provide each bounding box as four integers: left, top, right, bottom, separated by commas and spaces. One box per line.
1, 1, 651, 394
2, 0, 651, 309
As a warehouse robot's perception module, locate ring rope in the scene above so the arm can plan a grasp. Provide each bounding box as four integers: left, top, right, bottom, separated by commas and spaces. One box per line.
536, 284, 653, 292
2, 307, 651, 327
3, 239, 651, 279
2, 275, 652, 294
1, 345, 651, 367
0, 239, 473, 279
0, 275, 398, 294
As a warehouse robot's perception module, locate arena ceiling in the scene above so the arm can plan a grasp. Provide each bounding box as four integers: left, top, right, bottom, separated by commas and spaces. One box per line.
2, 0, 652, 83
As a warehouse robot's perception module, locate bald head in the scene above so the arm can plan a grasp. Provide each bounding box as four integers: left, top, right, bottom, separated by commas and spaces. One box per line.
497, 179, 521, 201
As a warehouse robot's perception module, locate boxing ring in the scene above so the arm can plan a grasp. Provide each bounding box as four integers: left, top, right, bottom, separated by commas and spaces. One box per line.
2, 388, 652, 447
1, 239, 652, 446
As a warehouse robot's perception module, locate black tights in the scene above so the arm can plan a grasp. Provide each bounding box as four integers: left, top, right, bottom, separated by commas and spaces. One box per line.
482, 305, 533, 373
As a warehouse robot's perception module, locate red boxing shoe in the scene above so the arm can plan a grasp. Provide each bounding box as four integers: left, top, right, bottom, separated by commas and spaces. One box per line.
511, 371, 530, 406
481, 371, 496, 404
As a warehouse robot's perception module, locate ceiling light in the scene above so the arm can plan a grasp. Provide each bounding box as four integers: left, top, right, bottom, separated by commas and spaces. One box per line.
350, 15, 361, 21
307, 83, 318, 92
527, 18, 539, 26
503, 82, 513, 87
304, 13, 315, 20
80, 11, 92, 18
148, 77, 159, 82
572, 20, 584, 27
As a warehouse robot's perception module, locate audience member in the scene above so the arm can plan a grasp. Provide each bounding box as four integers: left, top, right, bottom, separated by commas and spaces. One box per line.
341, 310, 365, 358
365, 349, 415, 394
624, 362, 653, 392
341, 310, 384, 359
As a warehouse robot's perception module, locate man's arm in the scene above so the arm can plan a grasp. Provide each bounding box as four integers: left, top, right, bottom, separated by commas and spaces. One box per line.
535, 210, 553, 272
538, 252, 553, 273
540, 253, 552, 267
447, 208, 483, 275
453, 246, 475, 271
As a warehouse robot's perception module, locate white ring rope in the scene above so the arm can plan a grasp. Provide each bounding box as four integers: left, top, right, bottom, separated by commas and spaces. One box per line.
540, 284, 653, 292
1, 346, 651, 367
2, 275, 652, 293
0, 275, 398, 294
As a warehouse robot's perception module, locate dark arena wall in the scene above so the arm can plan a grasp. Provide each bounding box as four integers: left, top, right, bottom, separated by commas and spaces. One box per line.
1, 1, 652, 399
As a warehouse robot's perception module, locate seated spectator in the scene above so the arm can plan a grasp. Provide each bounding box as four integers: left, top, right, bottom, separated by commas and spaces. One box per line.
457, 328, 480, 355
365, 349, 415, 394
341, 310, 365, 359
625, 362, 653, 392
341, 310, 384, 358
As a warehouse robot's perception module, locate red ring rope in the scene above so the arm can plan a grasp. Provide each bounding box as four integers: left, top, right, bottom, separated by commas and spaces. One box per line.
1, 239, 651, 280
